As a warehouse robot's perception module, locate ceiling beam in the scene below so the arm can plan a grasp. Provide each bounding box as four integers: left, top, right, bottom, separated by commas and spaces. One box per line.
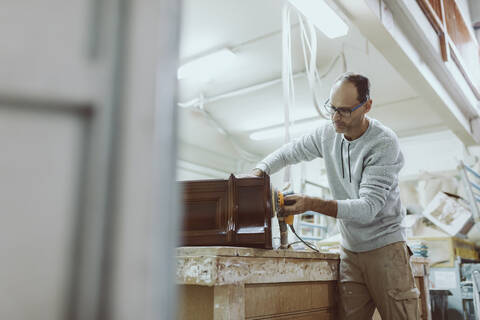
334, 0, 480, 145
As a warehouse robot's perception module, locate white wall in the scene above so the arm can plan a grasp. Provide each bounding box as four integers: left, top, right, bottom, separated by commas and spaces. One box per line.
178, 127, 480, 187
399, 130, 467, 179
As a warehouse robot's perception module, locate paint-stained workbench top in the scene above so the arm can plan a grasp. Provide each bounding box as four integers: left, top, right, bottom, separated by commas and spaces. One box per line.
176, 246, 340, 286
410, 256, 430, 277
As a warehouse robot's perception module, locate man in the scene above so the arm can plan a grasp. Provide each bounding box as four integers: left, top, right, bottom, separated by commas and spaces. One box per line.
252, 73, 419, 319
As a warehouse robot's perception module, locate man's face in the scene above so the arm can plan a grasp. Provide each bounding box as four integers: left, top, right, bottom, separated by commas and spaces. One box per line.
329, 81, 368, 133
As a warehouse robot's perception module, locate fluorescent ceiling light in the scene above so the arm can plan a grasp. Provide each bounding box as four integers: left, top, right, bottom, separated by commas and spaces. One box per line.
177, 48, 236, 80
250, 120, 327, 141
289, 0, 349, 38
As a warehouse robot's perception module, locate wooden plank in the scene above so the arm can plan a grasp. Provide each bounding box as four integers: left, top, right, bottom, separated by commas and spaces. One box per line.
248, 310, 333, 320
177, 285, 213, 320
213, 285, 245, 320
450, 0, 479, 46
245, 282, 313, 318
420, 267, 432, 320
427, 0, 443, 22
415, 277, 425, 319
449, 42, 480, 99
412, 261, 426, 277
441, 0, 480, 98
244, 282, 336, 318
416, 0, 445, 34
416, 0, 450, 62
439, 32, 449, 61
438, 0, 449, 61
311, 282, 337, 309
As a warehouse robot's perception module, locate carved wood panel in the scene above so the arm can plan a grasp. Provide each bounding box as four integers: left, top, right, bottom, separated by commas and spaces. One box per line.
181, 174, 273, 249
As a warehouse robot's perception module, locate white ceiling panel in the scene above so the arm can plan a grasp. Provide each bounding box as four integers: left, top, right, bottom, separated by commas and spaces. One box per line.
177, 0, 448, 159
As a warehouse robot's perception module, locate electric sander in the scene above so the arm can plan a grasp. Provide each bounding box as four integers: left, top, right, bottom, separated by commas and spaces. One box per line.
271, 189, 294, 249
271, 188, 318, 252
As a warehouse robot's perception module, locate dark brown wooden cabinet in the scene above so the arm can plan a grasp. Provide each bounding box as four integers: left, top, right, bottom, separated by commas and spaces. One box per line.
181, 174, 273, 249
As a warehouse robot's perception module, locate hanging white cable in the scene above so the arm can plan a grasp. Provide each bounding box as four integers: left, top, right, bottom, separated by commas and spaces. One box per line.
300, 26, 346, 79
298, 13, 322, 118
306, 15, 325, 116
340, 42, 347, 72
295, 9, 350, 120
282, 3, 295, 186
297, 12, 329, 119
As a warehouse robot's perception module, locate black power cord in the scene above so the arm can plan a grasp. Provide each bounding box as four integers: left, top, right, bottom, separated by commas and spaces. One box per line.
288, 224, 319, 252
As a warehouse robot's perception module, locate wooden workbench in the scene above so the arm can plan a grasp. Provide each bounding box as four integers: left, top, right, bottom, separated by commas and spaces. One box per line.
176, 247, 339, 319
412, 256, 432, 320
176, 247, 431, 320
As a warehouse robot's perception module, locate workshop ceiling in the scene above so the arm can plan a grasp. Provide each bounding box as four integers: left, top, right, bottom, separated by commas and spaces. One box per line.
177, 0, 445, 156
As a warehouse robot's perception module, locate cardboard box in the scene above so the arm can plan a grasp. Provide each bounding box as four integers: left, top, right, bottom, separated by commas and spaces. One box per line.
422, 192, 474, 237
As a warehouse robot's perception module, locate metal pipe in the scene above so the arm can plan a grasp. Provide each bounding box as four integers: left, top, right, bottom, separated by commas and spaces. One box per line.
177, 72, 306, 108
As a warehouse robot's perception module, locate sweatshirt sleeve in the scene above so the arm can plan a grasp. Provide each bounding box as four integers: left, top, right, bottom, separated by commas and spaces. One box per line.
336, 134, 404, 223
255, 127, 324, 175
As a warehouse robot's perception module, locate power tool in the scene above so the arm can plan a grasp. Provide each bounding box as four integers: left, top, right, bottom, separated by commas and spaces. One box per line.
271, 188, 319, 252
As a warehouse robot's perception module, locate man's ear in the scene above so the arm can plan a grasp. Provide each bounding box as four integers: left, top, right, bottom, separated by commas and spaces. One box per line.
364, 99, 372, 113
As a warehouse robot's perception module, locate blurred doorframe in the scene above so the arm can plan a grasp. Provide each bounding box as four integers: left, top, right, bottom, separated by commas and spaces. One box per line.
66, 0, 182, 319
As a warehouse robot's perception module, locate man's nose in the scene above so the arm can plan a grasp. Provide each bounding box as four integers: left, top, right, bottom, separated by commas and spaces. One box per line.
332, 111, 341, 121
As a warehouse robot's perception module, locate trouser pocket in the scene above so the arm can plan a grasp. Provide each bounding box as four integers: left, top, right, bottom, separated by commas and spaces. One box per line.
406, 244, 414, 257
386, 287, 420, 320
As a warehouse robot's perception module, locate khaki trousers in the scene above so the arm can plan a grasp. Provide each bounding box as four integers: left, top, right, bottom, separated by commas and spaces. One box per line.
338, 241, 420, 320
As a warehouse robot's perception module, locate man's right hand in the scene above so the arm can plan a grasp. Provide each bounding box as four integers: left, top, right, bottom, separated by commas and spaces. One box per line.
251, 168, 264, 177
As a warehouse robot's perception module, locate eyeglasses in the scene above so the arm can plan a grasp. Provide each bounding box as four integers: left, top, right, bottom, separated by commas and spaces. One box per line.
323, 99, 368, 118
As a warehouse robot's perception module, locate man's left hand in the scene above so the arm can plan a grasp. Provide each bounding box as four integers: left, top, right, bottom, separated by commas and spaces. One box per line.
281, 194, 314, 216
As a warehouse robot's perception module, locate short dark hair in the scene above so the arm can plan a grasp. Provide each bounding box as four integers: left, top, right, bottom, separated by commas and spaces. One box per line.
335, 72, 370, 103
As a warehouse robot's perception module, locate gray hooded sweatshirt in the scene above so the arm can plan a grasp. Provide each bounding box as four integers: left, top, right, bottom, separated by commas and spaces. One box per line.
255, 118, 406, 252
